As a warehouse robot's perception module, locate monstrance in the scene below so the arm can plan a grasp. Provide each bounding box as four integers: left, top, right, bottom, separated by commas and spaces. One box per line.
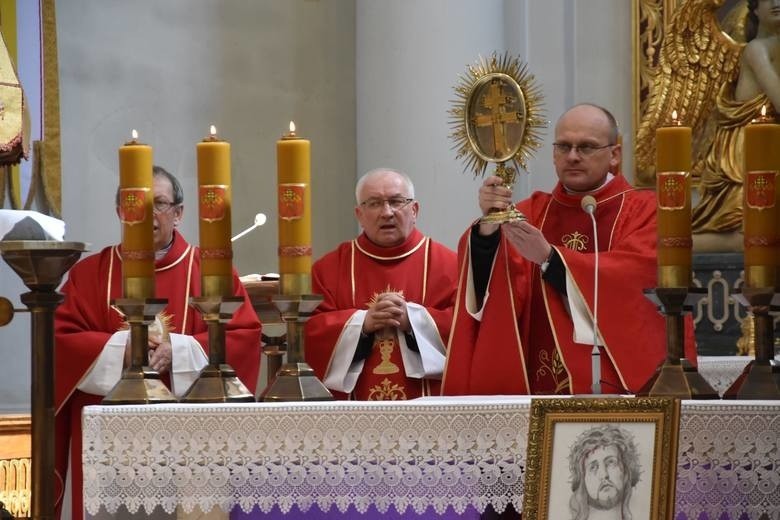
449, 52, 546, 222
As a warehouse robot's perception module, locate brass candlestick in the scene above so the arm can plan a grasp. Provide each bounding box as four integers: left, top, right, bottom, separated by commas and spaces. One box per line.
723, 287, 780, 399
259, 294, 333, 401
637, 287, 719, 399
242, 278, 287, 386
180, 296, 255, 402
102, 298, 178, 405
0, 240, 85, 520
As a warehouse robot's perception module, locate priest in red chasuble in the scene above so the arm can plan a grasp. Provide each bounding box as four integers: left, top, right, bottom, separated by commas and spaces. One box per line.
442, 104, 697, 396
53, 167, 261, 520
305, 168, 457, 400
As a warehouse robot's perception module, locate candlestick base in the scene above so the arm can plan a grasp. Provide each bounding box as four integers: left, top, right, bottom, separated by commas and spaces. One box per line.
102, 298, 178, 405
180, 296, 255, 403
179, 362, 255, 402
260, 362, 335, 402
723, 288, 780, 399
636, 287, 719, 399
259, 294, 333, 401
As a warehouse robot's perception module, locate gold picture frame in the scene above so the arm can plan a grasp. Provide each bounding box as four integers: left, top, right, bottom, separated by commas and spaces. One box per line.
523, 397, 680, 520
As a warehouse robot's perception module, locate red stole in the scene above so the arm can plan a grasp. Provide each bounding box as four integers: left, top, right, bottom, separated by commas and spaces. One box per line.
524, 183, 627, 394
352, 230, 431, 399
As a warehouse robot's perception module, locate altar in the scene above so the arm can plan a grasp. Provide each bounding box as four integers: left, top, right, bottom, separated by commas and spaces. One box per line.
82, 396, 780, 520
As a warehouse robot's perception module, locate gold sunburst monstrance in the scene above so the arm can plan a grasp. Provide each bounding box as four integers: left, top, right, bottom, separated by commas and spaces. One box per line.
449, 52, 546, 222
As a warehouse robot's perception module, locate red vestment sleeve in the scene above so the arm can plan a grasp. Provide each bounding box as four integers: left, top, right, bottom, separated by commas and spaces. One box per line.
305, 258, 361, 383
442, 226, 531, 395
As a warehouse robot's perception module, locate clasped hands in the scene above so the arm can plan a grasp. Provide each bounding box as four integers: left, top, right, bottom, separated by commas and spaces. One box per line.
479, 175, 552, 265
123, 329, 173, 374
362, 292, 411, 335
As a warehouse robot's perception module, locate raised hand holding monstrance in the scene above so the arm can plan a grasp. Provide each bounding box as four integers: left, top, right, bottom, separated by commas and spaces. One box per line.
450, 52, 546, 222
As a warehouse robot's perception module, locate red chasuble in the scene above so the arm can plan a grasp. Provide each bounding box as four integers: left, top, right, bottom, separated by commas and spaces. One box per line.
53, 230, 260, 520
442, 176, 697, 396
305, 228, 457, 400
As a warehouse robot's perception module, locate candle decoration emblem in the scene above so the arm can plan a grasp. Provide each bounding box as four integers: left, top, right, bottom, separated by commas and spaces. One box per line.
746, 171, 776, 209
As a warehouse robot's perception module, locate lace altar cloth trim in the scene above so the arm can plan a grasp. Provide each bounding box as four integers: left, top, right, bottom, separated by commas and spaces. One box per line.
82, 398, 780, 519
676, 402, 780, 520
696, 356, 774, 397
83, 399, 529, 516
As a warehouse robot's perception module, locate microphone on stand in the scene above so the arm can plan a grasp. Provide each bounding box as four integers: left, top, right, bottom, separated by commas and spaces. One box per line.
580, 195, 601, 394
231, 213, 267, 242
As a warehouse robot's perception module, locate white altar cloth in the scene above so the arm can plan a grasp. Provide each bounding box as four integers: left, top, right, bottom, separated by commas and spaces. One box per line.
82, 397, 780, 519
696, 355, 755, 395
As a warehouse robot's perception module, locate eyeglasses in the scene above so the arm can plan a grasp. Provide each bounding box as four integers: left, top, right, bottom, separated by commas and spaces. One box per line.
552, 142, 615, 157
153, 200, 180, 213
360, 197, 414, 211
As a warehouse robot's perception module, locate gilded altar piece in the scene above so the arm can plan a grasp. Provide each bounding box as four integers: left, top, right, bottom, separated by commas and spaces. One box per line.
634, 0, 779, 250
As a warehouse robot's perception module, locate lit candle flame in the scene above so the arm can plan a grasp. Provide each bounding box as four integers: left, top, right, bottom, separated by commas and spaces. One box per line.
289, 121, 296, 133
210, 124, 217, 137
761, 105, 767, 118
131, 129, 138, 140
671, 110, 678, 122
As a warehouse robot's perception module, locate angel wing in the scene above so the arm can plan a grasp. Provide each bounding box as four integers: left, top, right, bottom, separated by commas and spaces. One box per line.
634, 0, 743, 186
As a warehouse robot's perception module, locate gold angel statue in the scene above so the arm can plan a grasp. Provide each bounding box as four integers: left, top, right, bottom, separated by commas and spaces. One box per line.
635, 0, 780, 251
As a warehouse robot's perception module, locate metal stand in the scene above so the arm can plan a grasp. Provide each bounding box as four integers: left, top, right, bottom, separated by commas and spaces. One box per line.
180, 296, 255, 402
0, 240, 85, 520
637, 287, 719, 399
723, 287, 780, 399
241, 278, 287, 390
262, 334, 286, 389
259, 294, 333, 401
102, 299, 178, 405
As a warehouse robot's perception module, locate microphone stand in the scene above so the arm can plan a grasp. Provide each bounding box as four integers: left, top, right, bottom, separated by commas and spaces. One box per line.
581, 196, 601, 394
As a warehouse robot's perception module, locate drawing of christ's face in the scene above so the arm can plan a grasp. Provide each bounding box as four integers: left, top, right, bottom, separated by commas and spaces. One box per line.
583, 445, 626, 511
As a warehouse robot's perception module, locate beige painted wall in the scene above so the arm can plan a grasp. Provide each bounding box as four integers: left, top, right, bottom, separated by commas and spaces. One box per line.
57, 0, 357, 277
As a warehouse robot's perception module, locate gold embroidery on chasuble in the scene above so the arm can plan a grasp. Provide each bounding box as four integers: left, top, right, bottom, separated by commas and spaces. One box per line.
534, 348, 569, 394
363, 286, 408, 400
373, 334, 400, 375
561, 231, 589, 251
367, 378, 407, 400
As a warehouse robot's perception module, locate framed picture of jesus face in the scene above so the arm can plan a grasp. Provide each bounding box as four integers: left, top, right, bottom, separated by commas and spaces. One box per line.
522, 397, 680, 520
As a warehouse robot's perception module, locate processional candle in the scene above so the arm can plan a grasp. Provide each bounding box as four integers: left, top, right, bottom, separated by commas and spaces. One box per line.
743, 106, 780, 289
118, 130, 155, 299
276, 121, 312, 294
655, 110, 692, 288
197, 125, 234, 297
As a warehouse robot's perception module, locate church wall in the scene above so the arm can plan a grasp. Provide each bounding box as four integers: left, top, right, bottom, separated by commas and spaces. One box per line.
0, 0, 633, 411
